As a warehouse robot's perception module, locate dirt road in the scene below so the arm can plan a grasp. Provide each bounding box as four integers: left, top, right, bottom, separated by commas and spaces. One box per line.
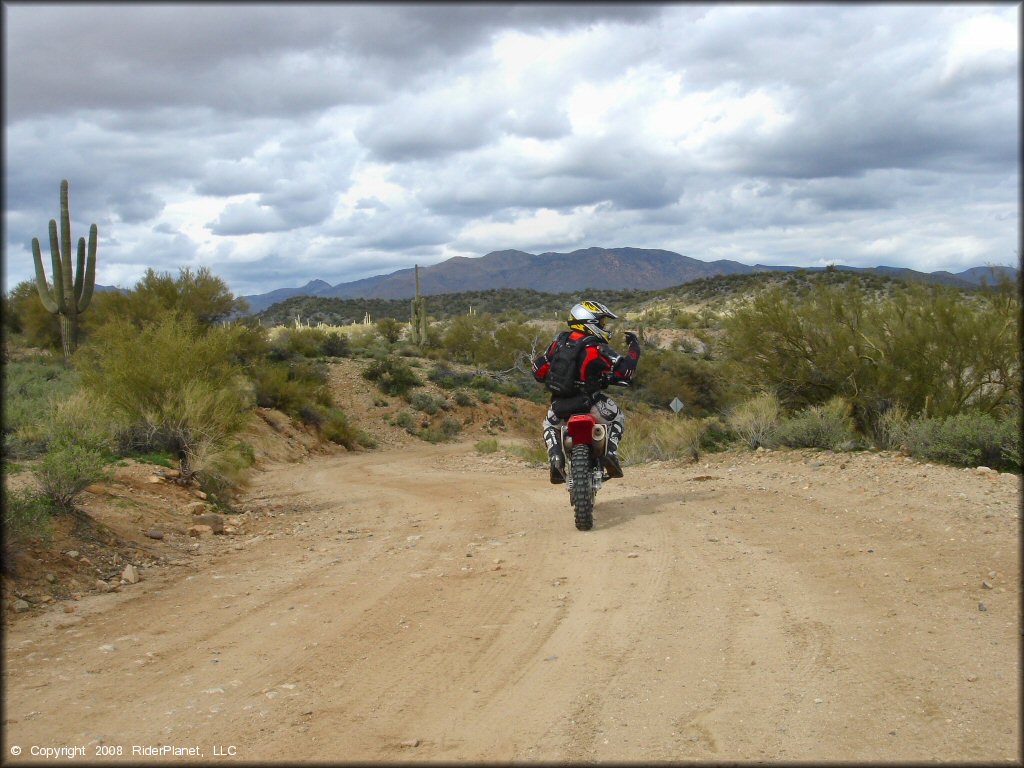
2, 440, 1019, 763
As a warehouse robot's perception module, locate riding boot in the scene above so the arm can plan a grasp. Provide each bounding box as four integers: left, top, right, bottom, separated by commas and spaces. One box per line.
602, 422, 624, 478
544, 426, 565, 484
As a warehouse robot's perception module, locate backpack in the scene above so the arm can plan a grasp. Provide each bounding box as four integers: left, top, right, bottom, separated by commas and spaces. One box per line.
544, 333, 598, 398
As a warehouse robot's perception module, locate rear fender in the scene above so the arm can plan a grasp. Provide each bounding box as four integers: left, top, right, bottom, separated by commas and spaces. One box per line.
565, 415, 607, 458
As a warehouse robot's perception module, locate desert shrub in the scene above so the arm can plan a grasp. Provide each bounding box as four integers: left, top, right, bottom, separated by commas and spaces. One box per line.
393, 411, 418, 432
477, 390, 492, 404
410, 392, 443, 415
440, 313, 544, 370
33, 443, 110, 512
252, 359, 330, 415
454, 390, 474, 407
2, 489, 55, 559
362, 357, 422, 397
321, 332, 350, 357
619, 411, 707, 464
187, 439, 257, 504
76, 313, 254, 483
267, 326, 352, 360
872, 403, 910, 451
475, 438, 499, 453
773, 397, 857, 450
375, 317, 404, 344
3, 280, 63, 350
46, 389, 120, 456
2, 358, 79, 457
630, 347, 728, 417
722, 279, 1020, 426
346, 326, 390, 358
727, 392, 781, 449
86, 266, 245, 333
699, 416, 735, 453
428, 364, 475, 390
417, 417, 462, 444
1001, 426, 1021, 471
298, 404, 325, 429
319, 407, 375, 449
902, 412, 1018, 470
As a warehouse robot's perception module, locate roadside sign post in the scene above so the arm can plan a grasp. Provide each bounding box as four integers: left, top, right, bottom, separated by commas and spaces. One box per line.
670, 397, 684, 415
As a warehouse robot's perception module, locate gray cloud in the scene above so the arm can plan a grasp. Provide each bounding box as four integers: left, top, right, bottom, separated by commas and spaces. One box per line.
3, 4, 1017, 297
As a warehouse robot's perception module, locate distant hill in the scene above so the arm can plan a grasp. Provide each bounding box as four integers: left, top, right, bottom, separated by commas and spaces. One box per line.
254, 266, 997, 328
241, 247, 1018, 310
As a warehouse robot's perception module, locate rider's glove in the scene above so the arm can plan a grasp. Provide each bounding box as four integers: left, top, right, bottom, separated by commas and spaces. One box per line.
623, 331, 639, 346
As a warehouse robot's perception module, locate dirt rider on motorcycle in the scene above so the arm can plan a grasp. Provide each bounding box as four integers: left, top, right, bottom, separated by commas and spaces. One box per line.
532, 300, 641, 484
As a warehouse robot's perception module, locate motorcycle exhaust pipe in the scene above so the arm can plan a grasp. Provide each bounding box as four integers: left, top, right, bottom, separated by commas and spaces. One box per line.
591, 424, 606, 443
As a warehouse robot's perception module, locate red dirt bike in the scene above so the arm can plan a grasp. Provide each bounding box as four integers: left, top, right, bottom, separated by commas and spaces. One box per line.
560, 413, 612, 531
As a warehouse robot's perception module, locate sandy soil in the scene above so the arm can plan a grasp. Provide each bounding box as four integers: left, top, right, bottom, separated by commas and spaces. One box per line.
2, 362, 1020, 763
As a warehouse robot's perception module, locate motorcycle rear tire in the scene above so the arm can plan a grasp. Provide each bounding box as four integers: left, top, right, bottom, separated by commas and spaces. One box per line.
570, 443, 594, 531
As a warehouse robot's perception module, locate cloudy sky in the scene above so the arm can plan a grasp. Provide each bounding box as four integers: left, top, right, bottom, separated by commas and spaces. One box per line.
3, 3, 1019, 296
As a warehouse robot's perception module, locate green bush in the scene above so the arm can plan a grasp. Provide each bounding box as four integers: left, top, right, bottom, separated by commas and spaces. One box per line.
454, 390, 474, 407
773, 398, 857, 450
252, 360, 330, 416
33, 443, 110, 512
375, 317, 403, 344
190, 439, 258, 505
321, 332, 350, 358
428, 364, 475, 390
699, 416, 735, 453
727, 392, 781, 449
417, 417, 462, 444
410, 392, 445, 415
902, 412, 1018, 470
393, 411, 418, 432
322, 407, 375, 449
1001, 426, 1021, 471
270, 327, 349, 359
630, 347, 728, 417
722, 279, 1021, 426
76, 313, 254, 482
362, 357, 422, 397
3, 489, 55, 555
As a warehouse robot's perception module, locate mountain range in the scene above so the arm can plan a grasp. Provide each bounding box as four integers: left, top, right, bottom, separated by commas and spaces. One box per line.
240, 247, 1018, 313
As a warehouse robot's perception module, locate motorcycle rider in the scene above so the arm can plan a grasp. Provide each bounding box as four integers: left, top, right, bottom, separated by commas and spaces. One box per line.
532, 300, 641, 484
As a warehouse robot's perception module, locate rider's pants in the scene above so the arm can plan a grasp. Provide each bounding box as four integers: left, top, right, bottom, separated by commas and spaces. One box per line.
542, 394, 624, 460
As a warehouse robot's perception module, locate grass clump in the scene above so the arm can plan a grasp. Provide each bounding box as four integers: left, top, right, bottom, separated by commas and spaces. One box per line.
3, 489, 55, 558
772, 397, 857, 451
727, 392, 781, 449
619, 411, 708, 464
475, 438, 499, 453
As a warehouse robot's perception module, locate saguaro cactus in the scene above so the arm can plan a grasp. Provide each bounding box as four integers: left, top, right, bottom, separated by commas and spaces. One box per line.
410, 264, 427, 346
31, 179, 97, 364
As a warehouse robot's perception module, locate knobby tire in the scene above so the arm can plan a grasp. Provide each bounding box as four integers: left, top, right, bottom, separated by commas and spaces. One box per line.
570, 443, 594, 531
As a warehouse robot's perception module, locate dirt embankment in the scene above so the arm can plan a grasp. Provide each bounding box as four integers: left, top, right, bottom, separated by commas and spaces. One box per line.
2, 360, 1019, 763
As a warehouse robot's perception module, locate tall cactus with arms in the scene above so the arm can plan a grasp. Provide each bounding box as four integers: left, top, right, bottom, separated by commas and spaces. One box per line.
32, 179, 97, 365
